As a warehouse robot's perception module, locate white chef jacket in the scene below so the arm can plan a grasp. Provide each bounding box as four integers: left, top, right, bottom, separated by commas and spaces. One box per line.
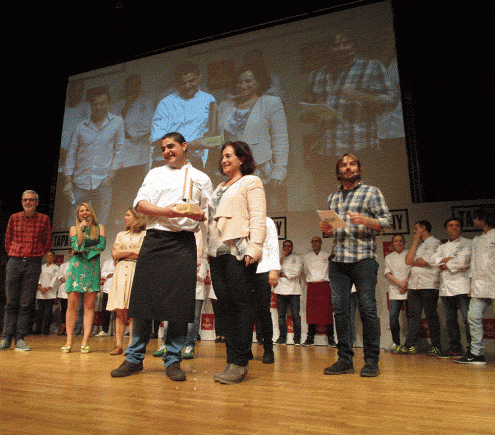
430, 236, 472, 297
470, 229, 495, 299
274, 253, 303, 296
57, 261, 70, 299
257, 218, 281, 274
37, 263, 60, 300
408, 236, 441, 290
384, 250, 411, 300
134, 162, 212, 233
101, 259, 116, 295
303, 250, 330, 283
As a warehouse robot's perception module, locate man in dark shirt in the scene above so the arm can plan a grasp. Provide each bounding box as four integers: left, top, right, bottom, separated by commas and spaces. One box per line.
1, 190, 52, 351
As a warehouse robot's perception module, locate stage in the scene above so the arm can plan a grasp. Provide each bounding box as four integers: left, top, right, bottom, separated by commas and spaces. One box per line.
0, 336, 493, 434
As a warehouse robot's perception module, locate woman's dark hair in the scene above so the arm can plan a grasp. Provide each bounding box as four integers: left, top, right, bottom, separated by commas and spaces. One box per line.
230, 61, 272, 96
219, 141, 256, 176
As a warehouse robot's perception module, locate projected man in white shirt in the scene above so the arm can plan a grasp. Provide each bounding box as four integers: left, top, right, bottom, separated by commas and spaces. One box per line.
63, 88, 125, 225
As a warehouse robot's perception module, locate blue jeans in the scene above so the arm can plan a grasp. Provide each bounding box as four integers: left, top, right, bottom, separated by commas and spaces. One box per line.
276, 295, 301, 343
185, 300, 204, 348
2, 257, 42, 343
389, 299, 409, 346
125, 318, 187, 367
329, 258, 380, 365
468, 297, 493, 357
441, 294, 471, 353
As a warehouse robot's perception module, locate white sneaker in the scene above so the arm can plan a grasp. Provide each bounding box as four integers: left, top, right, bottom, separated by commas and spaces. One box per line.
15, 339, 31, 351
182, 346, 194, 359
96, 331, 108, 337
385, 343, 399, 353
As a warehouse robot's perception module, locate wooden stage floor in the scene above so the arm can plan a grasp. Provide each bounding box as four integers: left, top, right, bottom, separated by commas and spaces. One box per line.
0, 335, 494, 435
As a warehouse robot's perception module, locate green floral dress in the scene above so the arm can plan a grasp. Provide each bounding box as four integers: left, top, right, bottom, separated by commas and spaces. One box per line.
66, 226, 106, 293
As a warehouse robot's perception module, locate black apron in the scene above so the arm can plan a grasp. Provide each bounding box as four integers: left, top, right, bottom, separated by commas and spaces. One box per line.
128, 229, 196, 322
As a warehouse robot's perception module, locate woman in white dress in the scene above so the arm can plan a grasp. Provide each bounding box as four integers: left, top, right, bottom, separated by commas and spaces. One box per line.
106, 208, 147, 355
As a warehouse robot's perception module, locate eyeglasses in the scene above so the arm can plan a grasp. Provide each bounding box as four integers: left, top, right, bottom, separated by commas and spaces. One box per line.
22, 198, 37, 203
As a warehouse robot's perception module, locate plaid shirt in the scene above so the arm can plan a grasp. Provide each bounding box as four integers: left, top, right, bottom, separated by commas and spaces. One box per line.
5, 211, 52, 257
327, 183, 391, 263
308, 58, 396, 156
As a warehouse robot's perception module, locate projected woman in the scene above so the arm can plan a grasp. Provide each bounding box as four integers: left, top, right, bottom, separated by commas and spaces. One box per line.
214, 62, 289, 211
62, 203, 106, 353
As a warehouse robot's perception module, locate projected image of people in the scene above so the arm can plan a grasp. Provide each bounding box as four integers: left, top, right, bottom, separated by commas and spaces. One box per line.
111, 73, 154, 176
60, 80, 90, 163
214, 61, 289, 212
301, 30, 397, 205
63, 87, 124, 226
150, 62, 217, 170
54, 2, 409, 244
302, 30, 396, 155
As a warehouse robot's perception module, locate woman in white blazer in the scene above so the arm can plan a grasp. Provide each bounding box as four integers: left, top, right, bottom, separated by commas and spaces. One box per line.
208, 141, 266, 384
211, 62, 289, 209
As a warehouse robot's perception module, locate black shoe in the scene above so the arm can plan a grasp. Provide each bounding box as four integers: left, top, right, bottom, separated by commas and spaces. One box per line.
262, 350, 275, 364
110, 360, 143, 378
437, 349, 462, 359
275, 337, 286, 345
360, 361, 380, 377
455, 352, 486, 365
302, 338, 314, 347
166, 362, 186, 381
323, 360, 355, 375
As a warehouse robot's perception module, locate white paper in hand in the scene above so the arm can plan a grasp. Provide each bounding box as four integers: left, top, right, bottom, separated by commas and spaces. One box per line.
317, 210, 347, 228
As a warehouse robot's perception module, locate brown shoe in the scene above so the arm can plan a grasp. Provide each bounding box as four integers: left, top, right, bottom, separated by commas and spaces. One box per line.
110, 360, 143, 378
213, 364, 248, 384
166, 362, 186, 381
110, 346, 123, 355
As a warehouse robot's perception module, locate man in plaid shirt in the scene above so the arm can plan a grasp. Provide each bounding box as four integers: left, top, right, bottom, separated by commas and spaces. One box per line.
303, 32, 396, 157
302, 31, 396, 206
1, 190, 52, 351
320, 153, 391, 377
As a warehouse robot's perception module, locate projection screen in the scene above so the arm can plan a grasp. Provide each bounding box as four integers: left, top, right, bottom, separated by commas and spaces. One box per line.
53, 0, 408, 253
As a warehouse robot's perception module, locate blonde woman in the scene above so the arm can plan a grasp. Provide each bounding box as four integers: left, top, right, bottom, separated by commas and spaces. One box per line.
62, 203, 106, 353
106, 208, 147, 355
